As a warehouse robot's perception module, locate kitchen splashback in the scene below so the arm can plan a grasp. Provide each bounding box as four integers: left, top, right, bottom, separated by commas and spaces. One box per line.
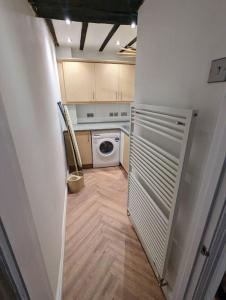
66, 103, 131, 124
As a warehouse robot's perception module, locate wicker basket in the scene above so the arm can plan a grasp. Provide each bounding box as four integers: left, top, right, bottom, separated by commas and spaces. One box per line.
67, 171, 84, 193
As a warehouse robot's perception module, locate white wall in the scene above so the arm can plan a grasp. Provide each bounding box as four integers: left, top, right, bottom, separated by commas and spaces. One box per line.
0, 95, 53, 299
136, 0, 226, 298
0, 0, 67, 298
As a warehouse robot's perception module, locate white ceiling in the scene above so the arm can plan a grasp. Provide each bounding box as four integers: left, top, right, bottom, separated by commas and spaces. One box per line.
52, 20, 137, 52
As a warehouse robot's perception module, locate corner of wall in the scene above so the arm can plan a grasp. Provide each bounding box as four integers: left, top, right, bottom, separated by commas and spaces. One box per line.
56, 186, 68, 300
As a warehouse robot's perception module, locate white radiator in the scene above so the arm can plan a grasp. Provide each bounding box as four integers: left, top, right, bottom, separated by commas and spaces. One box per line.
128, 104, 197, 283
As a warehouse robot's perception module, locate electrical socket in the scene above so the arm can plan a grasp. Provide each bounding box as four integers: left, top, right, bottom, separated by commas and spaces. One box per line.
87, 113, 94, 118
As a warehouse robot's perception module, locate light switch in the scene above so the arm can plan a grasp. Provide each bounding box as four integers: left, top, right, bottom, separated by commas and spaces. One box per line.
208, 57, 226, 83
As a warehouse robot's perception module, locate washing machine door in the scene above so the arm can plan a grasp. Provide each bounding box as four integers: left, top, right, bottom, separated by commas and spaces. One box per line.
98, 139, 116, 157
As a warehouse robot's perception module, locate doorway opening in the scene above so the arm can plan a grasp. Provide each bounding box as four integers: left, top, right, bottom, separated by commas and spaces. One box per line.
0, 219, 29, 300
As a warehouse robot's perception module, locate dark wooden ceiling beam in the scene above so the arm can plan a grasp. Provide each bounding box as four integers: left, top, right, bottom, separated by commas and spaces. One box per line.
39, 10, 136, 25
99, 24, 120, 52
28, 0, 143, 25
120, 37, 137, 52
80, 22, 88, 50
45, 19, 59, 47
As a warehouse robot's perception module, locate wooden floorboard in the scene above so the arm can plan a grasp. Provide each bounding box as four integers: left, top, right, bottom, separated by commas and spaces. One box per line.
63, 167, 165, 300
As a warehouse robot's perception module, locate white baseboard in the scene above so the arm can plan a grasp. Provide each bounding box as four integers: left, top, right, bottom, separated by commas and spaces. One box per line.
56, 186, 68, 300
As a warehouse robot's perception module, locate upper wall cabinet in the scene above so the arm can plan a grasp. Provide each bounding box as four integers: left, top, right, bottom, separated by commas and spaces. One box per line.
94, 63, 119, 102
58, 61, 135, 103
119, 64, 135, 102
63, 62, 94, 102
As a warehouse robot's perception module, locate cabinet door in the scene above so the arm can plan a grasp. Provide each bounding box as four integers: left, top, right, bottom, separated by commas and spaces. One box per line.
57, 62, 66, 102
75, 131, 93, 165
63, 62, 94, 103
122, 133, 130, 173
119, 64, 135, 102
94, 63, 119, 101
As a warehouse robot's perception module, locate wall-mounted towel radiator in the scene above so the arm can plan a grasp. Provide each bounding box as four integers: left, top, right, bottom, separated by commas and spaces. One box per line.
128, 104, 197, 285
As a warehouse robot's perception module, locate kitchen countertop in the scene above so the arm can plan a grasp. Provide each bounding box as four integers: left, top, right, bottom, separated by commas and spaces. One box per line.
69, 122, 130, 135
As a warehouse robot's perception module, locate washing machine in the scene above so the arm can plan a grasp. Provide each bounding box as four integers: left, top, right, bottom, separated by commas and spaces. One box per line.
92, 130, 120, 168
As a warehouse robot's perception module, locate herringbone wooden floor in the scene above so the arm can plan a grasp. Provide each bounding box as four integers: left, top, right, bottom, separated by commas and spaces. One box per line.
63, 167, 165, 300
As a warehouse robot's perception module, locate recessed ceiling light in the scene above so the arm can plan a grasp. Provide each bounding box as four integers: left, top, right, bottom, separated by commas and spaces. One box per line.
67, 37, 72, 43
116, 40, 120, 46
65, 18, 71, 25
131, 22, 136, 29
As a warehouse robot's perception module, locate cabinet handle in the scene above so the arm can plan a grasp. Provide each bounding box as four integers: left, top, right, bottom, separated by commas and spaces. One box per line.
121, 91, 123, 100
116, 92, 117, 100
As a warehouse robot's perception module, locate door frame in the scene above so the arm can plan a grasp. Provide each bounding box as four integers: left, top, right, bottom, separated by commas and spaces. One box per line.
171, 96, 226, 300
191, 160, 226, 299
0, 218, 30, 299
